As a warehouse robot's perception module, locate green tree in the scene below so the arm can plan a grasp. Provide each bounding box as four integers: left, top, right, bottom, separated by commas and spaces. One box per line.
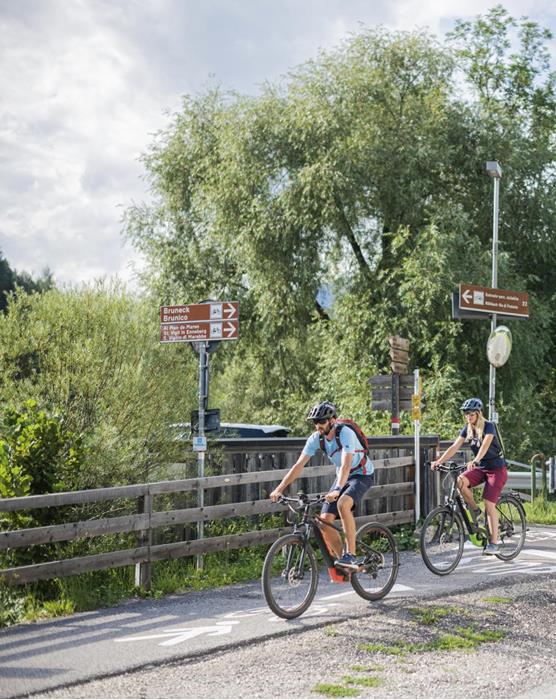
0, 282, 198, 489
124, 9, 556, 459
0, 250, 54, 312
0, 400, 82, 498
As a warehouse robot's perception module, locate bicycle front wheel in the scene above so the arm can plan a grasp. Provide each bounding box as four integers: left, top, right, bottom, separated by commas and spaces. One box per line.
261, 534, 319, 619
351, 523, 399, 601
495, 494, 527, 561
420, 506, 465, 576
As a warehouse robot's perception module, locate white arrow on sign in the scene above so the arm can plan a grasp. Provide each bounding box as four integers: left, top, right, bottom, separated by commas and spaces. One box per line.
462, 289, 472, 304
224, 303, 236, 318
115, 620, 239, 647
225, 322, 236, 337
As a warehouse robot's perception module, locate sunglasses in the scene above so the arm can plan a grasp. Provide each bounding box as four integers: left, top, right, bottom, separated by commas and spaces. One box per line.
313, 419, 329, 425
463, 410, 477, 416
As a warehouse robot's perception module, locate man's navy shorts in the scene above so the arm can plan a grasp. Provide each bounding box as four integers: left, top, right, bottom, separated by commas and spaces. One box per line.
321, 473, 375, 517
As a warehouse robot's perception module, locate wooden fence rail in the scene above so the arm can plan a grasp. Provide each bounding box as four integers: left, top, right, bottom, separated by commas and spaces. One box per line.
0, 456, 416, 587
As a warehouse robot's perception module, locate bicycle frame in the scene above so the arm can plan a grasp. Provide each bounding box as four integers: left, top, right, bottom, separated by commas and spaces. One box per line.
442, 468, 487, 539
290, 503, 347, 581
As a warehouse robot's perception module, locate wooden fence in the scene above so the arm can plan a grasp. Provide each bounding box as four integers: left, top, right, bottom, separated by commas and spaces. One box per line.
0, 435, 439, 588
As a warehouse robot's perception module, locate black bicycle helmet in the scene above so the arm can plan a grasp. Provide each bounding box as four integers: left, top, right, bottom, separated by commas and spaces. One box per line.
460, 397, 484, 412
306, 401, 337, 422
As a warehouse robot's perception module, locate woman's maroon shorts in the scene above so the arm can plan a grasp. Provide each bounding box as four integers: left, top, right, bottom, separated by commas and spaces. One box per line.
462, 466, 507, 503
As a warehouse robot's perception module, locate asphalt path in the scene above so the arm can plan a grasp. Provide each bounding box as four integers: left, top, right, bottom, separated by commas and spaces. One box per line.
1, 525, 556, 699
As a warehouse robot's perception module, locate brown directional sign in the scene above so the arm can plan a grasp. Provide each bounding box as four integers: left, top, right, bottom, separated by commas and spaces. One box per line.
458, 284, 529, 319
452, 293, 527, 322
160, 302, 238, 324
160, 301, 240, 344
369, 374, 423, 412
160, 320, 239, 344
388, 336, 409, 374
389, 348, 409, 364
388, 336, 410, 351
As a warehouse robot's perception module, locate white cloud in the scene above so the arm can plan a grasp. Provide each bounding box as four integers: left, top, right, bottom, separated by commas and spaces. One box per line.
0, 0, 554, 287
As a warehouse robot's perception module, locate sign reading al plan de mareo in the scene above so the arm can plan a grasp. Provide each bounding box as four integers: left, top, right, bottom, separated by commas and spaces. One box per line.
160, 302, 239, 343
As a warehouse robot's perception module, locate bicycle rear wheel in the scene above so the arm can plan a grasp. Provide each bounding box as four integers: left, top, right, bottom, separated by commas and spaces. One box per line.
420, 506, 465, 575
495, 494, 527, 561
351, 523, 399, 601
261, 534, 319, 619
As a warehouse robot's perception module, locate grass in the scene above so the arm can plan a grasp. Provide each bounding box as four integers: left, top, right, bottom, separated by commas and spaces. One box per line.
391, 525, 420, 551
349, 664, 384, 673
482, 596, 513, 604
0, 545, 269, 628
342, 675, 383, 688
409, 606, 458, 626
324, 625, 338, 637
524, 498, 556, 525
358, 641, 410, 655
313, 683, 359, 697
359, 625, 505, 656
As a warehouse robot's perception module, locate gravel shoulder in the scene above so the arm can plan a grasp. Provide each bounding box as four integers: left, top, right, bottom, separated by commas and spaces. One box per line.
38, 575, 556, 699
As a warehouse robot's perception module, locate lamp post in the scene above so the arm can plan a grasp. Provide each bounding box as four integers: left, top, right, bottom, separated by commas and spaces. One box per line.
485, 160, 502, 422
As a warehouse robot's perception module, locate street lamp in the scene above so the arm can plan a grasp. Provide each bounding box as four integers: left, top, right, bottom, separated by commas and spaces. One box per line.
486, 160, 502, 422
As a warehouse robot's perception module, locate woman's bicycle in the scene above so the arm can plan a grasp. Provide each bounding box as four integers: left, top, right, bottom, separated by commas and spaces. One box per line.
420, 462, 527, 576
262, 493, 399, 619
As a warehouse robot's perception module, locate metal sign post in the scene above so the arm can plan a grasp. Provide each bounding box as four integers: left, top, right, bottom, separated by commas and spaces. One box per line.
413, 369, 422, 523
159, 300, 240, 571
486, 161, 501, 422
196, 341, 208, 570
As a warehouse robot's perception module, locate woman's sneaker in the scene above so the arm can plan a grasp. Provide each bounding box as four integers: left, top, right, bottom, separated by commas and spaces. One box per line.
483, 542, 500, 555
334, 552, 361, 570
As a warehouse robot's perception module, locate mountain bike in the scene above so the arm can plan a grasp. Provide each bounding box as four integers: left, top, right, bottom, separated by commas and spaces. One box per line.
420, 462, 527, 576
262, 493, 399, 619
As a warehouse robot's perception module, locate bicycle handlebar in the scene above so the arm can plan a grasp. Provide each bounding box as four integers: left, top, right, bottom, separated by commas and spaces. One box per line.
277, 493, 326, 509
427, 461, 466, 473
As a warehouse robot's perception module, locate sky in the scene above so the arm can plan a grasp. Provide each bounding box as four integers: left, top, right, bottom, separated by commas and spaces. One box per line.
1, 0, 555, 289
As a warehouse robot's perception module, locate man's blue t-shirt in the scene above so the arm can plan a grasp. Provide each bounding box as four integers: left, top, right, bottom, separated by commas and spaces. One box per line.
459, 420, 505, 468
302, 425, 374, 478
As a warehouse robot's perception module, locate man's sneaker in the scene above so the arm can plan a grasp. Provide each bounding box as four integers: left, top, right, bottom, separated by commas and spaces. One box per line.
334, 553, 361, 570
483, 542, 500, 555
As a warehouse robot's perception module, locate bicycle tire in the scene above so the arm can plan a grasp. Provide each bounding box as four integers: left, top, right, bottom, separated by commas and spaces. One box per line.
351, 522, 399, 601
495, 494, 527, 561
420, 505, 465, 576
261, 533, 319, 619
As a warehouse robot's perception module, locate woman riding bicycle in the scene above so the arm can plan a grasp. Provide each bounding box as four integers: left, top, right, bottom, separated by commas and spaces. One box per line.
269, 401, 374, 570
430, 397, 507, 555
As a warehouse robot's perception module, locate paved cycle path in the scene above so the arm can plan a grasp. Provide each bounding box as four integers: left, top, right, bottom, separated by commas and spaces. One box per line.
1, 524, 555, 698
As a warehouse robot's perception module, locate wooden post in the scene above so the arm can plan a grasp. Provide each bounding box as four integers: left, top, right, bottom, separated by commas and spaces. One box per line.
391, 373, 400, 435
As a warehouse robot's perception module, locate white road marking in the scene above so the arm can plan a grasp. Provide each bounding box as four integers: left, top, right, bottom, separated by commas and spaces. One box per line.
220, 607, 269, 619
267, 602, 341, 621
523, 548, 556, 560
115, 621, 240, 646
526, 530, 556, 542
318, 582, 414, 601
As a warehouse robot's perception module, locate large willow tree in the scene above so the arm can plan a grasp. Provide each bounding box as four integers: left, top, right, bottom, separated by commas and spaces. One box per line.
125, 6, 556, 457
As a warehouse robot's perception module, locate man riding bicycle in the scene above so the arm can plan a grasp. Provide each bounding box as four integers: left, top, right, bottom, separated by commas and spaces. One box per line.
269, 401, 374, 570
